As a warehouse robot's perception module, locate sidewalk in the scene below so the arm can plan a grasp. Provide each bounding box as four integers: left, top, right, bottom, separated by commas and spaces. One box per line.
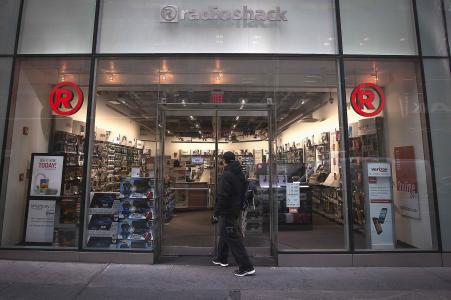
0, 260, 450, 299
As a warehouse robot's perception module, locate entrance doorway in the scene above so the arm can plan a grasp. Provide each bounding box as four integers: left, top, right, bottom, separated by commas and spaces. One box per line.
159, 105, 274, 258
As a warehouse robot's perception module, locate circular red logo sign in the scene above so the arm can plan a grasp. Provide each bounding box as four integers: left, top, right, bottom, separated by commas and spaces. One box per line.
49, 82, 84, 116
351, 83, 385, 117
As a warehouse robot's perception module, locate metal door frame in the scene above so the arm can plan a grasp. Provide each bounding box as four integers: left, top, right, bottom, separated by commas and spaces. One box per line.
157, 103, 276, 258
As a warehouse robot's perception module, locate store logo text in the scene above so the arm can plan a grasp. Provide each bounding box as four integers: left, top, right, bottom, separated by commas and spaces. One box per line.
160, 5, 288, 23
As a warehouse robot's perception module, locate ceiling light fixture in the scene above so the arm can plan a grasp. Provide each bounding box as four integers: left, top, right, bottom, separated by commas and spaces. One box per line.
329, 92, 334, 104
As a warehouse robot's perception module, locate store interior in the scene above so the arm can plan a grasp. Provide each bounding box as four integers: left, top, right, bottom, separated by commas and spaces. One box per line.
0, 57, 438, 253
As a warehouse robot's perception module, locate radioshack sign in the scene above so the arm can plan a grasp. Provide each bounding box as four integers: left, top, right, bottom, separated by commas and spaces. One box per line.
49, 82, 84, 116
160, 5, 288, 23
351, 83, 385, 118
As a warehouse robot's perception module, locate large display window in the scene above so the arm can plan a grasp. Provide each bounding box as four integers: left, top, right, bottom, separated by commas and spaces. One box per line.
424, 58, 451, 251
83, 58, 159, 251
0, 58, 13, 160
18, 0, 96, 54
275, 59, 347, 250
0, 58, 91, 249
344, 58, 438, 251
0, 0, 21, 54
340, 0, 418, 55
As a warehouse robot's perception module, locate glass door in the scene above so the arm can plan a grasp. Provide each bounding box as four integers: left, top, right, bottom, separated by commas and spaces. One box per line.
159, 107, 274, 258
217, 110, 272, 257
160, 109, 218, 255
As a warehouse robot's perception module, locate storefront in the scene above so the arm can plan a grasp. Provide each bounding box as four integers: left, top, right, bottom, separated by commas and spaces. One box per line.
0, 0, 450, 266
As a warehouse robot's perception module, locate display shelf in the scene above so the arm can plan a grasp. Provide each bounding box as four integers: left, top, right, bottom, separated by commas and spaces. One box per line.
86, 178, 156, 250
312, 208, 344, 225
49, 130, 83, 248
311, 185, 344, 226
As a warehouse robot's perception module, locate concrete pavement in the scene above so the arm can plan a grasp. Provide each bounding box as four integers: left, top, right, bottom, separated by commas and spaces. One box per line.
0, 260, 450, 299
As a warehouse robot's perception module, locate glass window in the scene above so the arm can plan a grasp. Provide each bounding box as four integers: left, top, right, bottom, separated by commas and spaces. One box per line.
98, 0, 337, 54
446, 0, 451, 56
0, 0, 21, 54
276, 59, 347, 250
0, 58, 90, 249
340, 0, 418, 55
416, 0, 448, 56
84, 58, 159, 251
423, 58, 451, 251
18, 0, 96, 54
0, 58, 13, 158
345, 58, 438, 251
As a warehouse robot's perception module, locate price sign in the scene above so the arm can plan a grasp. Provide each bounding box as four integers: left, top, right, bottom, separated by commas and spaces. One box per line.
286, 182, 300, 208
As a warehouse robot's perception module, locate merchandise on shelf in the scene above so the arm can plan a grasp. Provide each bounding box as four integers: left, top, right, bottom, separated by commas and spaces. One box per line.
86, 177, 156, 250
51, 130, 84, 248
90, 141, 149, 193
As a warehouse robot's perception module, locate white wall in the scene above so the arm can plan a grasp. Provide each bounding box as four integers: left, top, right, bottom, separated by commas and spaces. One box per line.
2, 69, 54, 245
93, 95, 141, 144
278, 96, 341, 145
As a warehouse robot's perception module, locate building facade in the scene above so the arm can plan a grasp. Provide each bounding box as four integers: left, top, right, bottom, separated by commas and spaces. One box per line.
0, 0, 450, 266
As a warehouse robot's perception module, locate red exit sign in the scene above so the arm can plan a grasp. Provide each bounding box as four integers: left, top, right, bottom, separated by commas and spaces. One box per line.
210, 91, 224, 103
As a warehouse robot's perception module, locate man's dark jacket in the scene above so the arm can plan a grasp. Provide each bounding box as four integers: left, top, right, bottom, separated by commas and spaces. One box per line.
214, 160, 246, 219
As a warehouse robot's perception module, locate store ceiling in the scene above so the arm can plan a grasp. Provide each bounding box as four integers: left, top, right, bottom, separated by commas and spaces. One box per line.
97, 89, 331, 138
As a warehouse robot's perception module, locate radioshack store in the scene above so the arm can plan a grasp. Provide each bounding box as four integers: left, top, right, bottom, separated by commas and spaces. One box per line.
0, 0, 450, 267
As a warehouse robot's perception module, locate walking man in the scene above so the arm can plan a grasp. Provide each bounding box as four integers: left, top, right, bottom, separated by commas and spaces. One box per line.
211, 151, 255, 277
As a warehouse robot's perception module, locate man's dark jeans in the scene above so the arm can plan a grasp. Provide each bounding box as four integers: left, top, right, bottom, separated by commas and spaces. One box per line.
216, 216, 253, 271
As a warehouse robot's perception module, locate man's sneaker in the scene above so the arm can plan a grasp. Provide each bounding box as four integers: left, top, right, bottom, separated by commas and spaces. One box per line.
212, 259, 229, 267
234, 268, 256, 277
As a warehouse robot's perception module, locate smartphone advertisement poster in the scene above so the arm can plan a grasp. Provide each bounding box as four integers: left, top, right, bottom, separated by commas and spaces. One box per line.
25, 200, 56, 243
29, 155, 64, 197
394, 146, 420, 219
366, 162, 394, 249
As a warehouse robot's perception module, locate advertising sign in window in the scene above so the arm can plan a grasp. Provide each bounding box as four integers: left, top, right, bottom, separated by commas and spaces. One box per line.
29, 155, 65, 197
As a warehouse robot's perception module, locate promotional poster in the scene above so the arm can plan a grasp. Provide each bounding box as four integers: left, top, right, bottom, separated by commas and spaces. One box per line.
25, 200, 56, 243
30, 155, 64, 197
394, 146, 420, 219
366, 162, 394, 249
